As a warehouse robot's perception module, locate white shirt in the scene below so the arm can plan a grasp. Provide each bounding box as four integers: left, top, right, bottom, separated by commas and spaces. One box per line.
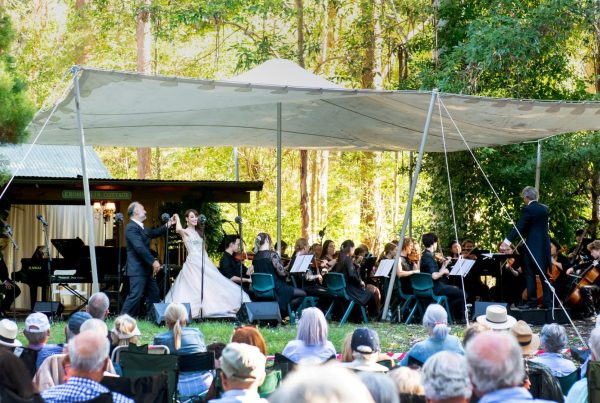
131, 218, 144, 229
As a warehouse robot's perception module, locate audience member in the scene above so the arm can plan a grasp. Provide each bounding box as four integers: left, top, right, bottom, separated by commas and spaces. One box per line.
565, 327, 600, 403
211, 342, 268, 403
388, 367, 424, 395
41, 331, 133, 402
0, 318, 21, 351
466, 331, 553, 402
342, 328, 388, 372
531, 323, 576, 377
268, 364, 375, 403
231, 325, 267, 355
357, 372, 400, 403
21, 312, 63, 370
282, 307, 336, 364
0, 349, 43, 402
421, 351, 472, 403
110, 314, 141, 350
65, 312, 92, 341
87, 292, 110, 320
80, 318, 109, 335
510, 320, 540, 357
475, 304, 517, 331
341, 332, 353, 362
154, 302, 211, 396
400, 304, 464, 367
208, 342, 227, 367
462, 322, 490, 346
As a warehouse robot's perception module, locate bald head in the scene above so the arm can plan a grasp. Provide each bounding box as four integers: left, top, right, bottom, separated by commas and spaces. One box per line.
69, 331, 109, 374
466, 331, 525, 395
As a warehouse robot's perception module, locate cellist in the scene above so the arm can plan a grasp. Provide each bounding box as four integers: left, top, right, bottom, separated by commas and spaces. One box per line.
549, 238, 572, 300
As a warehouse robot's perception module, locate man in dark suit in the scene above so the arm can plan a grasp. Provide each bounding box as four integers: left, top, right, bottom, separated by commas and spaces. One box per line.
0, 235, 21, 318
120, 202, 175, 317
501, 186, 552, 308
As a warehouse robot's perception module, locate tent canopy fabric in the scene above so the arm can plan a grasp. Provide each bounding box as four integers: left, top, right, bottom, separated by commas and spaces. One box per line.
30, 62, 600, 152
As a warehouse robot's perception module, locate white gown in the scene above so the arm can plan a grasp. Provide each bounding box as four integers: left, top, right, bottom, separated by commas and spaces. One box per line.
165, 230, 250, 318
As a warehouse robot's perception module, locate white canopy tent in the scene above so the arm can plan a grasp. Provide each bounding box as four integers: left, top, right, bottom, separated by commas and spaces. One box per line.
22, 60, 600, 319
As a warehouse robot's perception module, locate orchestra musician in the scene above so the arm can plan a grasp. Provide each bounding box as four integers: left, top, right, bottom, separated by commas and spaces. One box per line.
0, 235, 21, 318
491, 242, 525, 307
398, 238, 420, 295
568, 229, 592, 264
567, 240, 600, 319
420, 233, 466, 321
289, 238, 331, 307
501, 186, 552, 309
460, 239, 478, 260
320, 240, 338, 272
549, 238, 572, 300
218, 234, 252, 289
448, 239, 489, 303
252, 232, 306, 315
336, 240, 377, 316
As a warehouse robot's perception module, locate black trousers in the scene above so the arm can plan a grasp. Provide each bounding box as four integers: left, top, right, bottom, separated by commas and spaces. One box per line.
524, 266, 552, 307
121, 275, 160, 317
0, 281, 21, 312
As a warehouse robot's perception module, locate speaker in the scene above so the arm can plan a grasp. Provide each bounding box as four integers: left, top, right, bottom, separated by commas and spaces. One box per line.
512, 307, 547, 325
152, 303, 192, 325
237, 302, 281, 324
33, 301, 64, 317
473, 301, 508, 320
546, 308, 571, 325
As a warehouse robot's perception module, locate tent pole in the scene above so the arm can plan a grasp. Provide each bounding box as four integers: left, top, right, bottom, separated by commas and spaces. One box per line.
408, 151, 413, 239
535, 140, 542, 192
276, 103, 282, 256
234, 147, 242, 236
73, 67, 100, 294
381, 89, 438, 321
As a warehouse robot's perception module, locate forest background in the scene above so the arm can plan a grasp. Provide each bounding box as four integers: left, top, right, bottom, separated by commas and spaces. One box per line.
1, 0, 599, 255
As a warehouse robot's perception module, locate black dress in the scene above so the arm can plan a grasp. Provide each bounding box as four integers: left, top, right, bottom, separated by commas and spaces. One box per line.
253, 250, 295, 311
337, 253, 373, 306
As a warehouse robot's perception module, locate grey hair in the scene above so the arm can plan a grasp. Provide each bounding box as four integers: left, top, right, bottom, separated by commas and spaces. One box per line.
68, 332, 109, 372
80, 319, 108, 336
540, 323, 568, 353
466, 332, 525, 394
422, 351, 472, 400
87, 292, 110, 320
521, 186, 538, 201
423, 304, 450, 340
268, 364, 375, 403
357, 372, 399, 403
589, 327, 600, 359
127, 202, 139, 217
388, 367, 424, 395
297, 307, 328, 346
24, 330, 48, 345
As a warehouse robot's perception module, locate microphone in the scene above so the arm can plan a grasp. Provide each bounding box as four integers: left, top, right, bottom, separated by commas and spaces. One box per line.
318, 224, 328, 238
161, 213, 171, 223
5, 224, 12, 236
37, 214, 48, 226
221, 219, 233, 223
199, 214, 207, 224
114, 213, 124, 223
234, 216, 243, 225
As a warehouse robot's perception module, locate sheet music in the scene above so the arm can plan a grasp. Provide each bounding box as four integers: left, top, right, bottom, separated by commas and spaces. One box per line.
374, 259, 395, 277
449, 258, 475, 277
290, 254, 314, 273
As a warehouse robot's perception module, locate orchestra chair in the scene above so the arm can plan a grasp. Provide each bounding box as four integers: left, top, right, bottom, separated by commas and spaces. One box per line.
557, 369, 579, 396
324, 272, 368, 326
409, 273, 453, 325
391, 278, 418, 324
290, 275, 319, 313
250, 273, 297, 325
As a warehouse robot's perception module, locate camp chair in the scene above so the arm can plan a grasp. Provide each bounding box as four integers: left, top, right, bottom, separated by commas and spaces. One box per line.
324, 272, 368, 326
557, 368, 579, 396
176, 351, 215, 402
102, 373, 169, 403
81, 393, 113, 403
111, 344, 170, 363
409, 273, 453, 324
588, 361, 600, 403
118, 349, 179, 401
251, 273, 296, 324
258, 369, 283, 398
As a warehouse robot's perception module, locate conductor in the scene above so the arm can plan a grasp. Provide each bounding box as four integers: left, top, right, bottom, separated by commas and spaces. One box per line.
501, 186, 552, 309
121, 202, 175, 317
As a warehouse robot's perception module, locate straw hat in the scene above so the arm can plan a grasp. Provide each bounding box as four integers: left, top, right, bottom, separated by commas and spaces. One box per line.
511, 320, 540, 356
475, 305, 517, 330
0, 319, 22, 348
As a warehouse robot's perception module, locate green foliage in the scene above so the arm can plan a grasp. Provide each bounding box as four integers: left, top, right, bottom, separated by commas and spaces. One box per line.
0, 11, 34, 145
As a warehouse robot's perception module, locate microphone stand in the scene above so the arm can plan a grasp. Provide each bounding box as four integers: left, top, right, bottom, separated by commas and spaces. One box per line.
199, 219, 206, 320
163, 219, 171, 301
114, 214, 123, 313
236, 217, 245, 311
40, 219, 54, 320
5, 227, 18, 321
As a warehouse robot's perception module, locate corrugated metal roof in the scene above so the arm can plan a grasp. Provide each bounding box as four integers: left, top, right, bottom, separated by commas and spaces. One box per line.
0, 144, 111, 179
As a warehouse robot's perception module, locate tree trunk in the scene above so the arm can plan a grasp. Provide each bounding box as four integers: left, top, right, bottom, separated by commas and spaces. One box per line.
591, 168, 599, 238
310, 151, 318, 241
318, 150, 329, 233
136, 0, 152, 179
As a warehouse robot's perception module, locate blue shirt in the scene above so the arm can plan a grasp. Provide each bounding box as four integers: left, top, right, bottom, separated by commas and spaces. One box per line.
36, 344, 64, 368
400, 335, 464, 366
41, 376, 133, 403
565, 378, 587, 403
478, 386, 555, 403
530, 352, 576, 377
153, 327, 206, 355
282, 340, 336, 364
210, 389, 269, 403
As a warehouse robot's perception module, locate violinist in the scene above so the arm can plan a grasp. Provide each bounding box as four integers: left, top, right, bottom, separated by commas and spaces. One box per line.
566, 240, 600, 319
336, 240, 377, 316
320, 240, 338, 272
398, 238, 420, 295
289, 238, 331, 306
218, 234, 252, 288
549, 238, 572, 300
420, 233, 466, 322
460, 239, 478, 260
567, 229, 592, 265
493, 242, 525, 307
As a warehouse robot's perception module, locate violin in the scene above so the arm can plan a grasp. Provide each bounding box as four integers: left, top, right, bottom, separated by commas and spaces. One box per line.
408, 249, 420, 264
233, 251, 254, 262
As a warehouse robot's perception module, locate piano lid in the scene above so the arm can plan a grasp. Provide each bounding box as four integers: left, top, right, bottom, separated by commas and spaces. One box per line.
51, 238, 86, 259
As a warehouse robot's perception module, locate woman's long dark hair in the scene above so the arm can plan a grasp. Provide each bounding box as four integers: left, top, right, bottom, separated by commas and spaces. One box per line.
0, 350, 38, 398
185, 209, 204, 238
321, 239, 335, 259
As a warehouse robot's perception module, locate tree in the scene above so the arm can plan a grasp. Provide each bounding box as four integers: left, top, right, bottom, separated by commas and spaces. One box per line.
136, 0, 153, 179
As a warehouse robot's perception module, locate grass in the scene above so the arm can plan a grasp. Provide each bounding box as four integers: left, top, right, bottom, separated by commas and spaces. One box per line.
16, 318, 441, 355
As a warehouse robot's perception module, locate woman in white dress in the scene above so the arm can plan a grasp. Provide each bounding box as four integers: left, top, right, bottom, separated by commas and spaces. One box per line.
165, 209, 250, 318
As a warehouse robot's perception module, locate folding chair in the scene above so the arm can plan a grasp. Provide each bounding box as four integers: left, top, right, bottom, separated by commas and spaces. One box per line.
409, 273, 453, 324
176, 351, 215, 403
118, 349, 179, 401
251, 273, 296, 324
324, 272, 368, 326
588, 361, 600, 403
258, 369, 283, 398
102, 373, 169, 403
557, 368, 579, 396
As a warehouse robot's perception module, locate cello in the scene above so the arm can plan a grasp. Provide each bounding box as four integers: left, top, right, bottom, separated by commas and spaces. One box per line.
565, 260, 600, 307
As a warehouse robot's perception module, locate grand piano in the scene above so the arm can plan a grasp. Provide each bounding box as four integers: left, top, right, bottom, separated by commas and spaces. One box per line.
14, 238, 125, 310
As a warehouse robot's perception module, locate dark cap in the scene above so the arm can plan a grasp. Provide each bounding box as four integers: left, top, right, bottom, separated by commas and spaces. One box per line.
351, 328, 380, 354
68, 312, 92, 335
